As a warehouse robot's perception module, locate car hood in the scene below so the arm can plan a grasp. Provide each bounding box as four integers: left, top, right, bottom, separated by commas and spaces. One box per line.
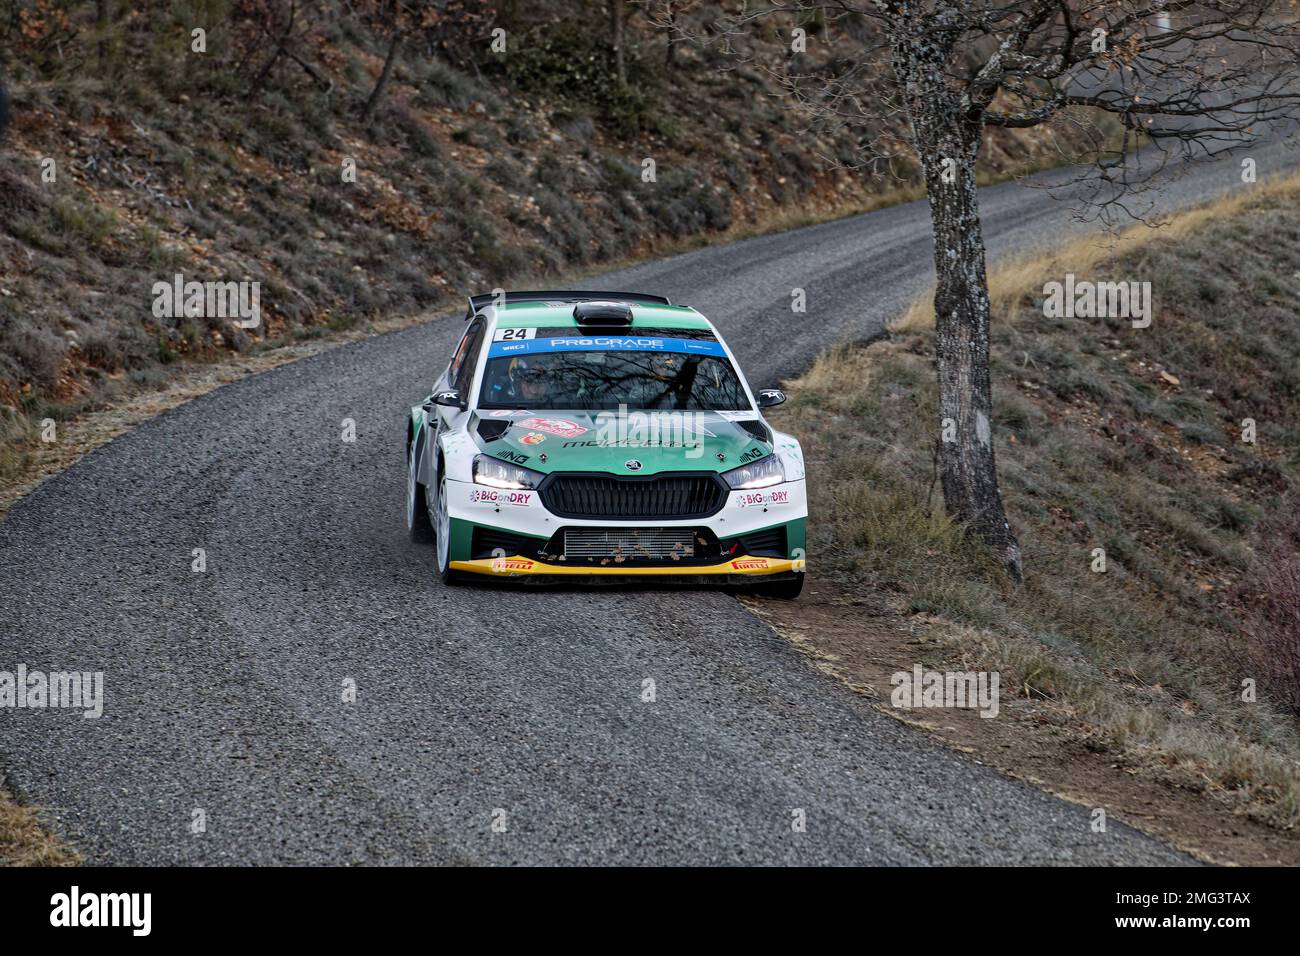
469, 410, 772, 476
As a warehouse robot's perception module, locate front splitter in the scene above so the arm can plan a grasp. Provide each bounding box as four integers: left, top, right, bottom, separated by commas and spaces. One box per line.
450, 554, 802, 579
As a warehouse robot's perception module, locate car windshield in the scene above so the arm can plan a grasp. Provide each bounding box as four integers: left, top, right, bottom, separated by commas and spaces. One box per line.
479, 342, 749, 411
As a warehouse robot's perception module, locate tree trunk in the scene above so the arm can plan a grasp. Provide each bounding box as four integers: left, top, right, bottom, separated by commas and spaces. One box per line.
362, 30, 404, 125
96, 0, 111, 67
893, 31, 1023, 582
249, 0, 299, 98
0, 76, 9, 142
663, 2, 678, 70
611, 0, 627, 87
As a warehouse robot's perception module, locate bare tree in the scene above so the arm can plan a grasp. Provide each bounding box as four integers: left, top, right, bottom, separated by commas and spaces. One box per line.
662, 0, 680, 69
713, 1, 1300, 581
248, 0, 302, 97
362, 16, 406, 123
357, 0, 495, 124
95, 0, 111, 67
611, 0, 628, 86
646, 0, 703, 71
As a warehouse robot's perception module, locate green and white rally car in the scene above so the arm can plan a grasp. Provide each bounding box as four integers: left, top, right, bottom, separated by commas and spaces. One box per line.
405, 291, 807, 597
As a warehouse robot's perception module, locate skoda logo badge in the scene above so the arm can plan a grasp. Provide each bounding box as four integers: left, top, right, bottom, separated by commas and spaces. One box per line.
624, 459, 643, 472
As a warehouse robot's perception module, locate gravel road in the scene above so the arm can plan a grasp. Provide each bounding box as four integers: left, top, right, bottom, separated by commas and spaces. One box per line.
5, 143, 1292, 864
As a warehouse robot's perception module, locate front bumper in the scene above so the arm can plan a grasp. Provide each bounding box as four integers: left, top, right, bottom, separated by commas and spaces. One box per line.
444, 476, 807, 579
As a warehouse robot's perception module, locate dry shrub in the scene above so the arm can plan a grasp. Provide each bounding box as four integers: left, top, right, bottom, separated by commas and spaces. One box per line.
1240, 493, 1300, 717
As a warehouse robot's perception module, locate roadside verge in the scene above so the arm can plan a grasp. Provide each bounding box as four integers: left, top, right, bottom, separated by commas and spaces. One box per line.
759, 172, 1300, 864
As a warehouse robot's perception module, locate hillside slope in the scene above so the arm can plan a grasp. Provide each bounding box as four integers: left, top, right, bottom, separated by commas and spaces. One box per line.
764, 173, 1300, 859
0, 0, 1107, 483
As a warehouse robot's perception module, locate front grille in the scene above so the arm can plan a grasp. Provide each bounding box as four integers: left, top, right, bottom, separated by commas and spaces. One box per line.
563, 527, 695, 561
540, 473, 727, 519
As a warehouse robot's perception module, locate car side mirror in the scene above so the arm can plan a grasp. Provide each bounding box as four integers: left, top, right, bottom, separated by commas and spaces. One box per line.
756, 389, 786, 408
433, 389, 464, 409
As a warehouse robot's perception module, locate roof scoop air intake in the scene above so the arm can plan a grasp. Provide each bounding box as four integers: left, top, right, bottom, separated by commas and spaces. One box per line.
573, 301, 634, 326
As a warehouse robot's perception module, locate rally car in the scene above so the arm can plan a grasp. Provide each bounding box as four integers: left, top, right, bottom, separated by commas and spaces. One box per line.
405, 290, 807, 597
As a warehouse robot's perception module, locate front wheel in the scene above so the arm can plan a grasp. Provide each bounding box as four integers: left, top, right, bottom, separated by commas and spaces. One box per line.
431, 463, 461, 586
748, 576, 804, 600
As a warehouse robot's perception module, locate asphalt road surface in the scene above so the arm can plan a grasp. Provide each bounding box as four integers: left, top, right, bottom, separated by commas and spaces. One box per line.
4, 142, 1295, 865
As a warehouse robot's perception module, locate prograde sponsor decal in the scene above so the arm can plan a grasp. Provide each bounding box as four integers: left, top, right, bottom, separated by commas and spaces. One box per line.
487, 336, 727, 358
516, 417, 588, 439
497, 450, 530, 464
470, 489, 534, 507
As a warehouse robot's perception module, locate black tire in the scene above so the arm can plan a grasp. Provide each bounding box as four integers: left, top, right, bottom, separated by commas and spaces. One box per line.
431, 458, 462, 586
406, 436, 435, 544
749, 575, 804, 600
437, 559, 461, 587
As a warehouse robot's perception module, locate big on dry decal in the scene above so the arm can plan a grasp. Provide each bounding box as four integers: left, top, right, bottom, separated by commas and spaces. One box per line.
470, 489, 534, 507
734, 490, 790, 509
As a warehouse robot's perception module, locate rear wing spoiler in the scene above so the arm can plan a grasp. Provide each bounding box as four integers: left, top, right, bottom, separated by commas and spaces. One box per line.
464, 289, 670, 320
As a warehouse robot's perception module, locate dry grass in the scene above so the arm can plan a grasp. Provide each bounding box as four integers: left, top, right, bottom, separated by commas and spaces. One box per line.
774, 173, 1300, 829
0, 777, 79, 867
891, 169, 1300, 333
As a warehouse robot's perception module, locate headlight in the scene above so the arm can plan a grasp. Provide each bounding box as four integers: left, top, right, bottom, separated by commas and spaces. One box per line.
722, 454, 785, 489
472, 455, 544, 489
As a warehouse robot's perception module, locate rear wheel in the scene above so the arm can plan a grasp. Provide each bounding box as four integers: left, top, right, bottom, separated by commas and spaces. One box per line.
406, 435, 434, 544
749, 575, 804, 600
